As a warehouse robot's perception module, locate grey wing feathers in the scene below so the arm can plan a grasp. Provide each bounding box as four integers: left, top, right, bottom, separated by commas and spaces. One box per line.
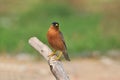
59, 31, 67, 49
60, 31, 70, 61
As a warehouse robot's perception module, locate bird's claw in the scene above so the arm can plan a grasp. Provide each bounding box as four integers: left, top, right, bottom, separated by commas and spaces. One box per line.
48, 50, 56, 58
54, 57, 61, 61
48, 54, 55, 58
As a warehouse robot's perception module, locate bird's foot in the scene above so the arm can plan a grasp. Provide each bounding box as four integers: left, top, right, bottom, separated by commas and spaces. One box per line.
54, 57, 61, 61
48, 50, 56, 58
54, 51, 62, 61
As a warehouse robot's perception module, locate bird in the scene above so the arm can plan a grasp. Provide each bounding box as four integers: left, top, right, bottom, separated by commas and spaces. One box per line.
47, 22, 70, 61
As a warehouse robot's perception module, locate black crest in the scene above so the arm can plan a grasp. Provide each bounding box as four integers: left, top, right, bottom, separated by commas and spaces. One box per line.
52, 22, 59, 27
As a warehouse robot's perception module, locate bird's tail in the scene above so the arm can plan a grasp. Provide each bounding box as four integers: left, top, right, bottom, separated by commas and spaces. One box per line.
63, 51, 70, 61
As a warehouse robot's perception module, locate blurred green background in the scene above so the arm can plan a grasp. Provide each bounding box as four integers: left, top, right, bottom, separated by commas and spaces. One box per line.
0, 0, 120, 57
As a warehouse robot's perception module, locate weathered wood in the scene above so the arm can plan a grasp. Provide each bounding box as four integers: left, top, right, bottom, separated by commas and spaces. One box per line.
28, 37, 70, 80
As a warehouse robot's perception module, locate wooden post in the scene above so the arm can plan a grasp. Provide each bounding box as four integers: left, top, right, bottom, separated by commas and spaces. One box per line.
28, 37, 70, 80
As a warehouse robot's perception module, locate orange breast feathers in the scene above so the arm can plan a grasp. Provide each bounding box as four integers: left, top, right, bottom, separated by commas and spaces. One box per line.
47, 26, 65, 51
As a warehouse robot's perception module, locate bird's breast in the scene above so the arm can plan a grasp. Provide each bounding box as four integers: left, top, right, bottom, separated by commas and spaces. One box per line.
47, 29, 65, 51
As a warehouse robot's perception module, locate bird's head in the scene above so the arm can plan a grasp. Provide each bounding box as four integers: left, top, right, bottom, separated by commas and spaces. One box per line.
52, 22, 59, 28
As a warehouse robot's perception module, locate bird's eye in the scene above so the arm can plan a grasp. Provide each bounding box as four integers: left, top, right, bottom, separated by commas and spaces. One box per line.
55, 24, 58, 26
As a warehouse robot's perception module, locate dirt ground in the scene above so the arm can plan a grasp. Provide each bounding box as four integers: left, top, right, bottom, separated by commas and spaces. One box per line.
0, 57, 120, 80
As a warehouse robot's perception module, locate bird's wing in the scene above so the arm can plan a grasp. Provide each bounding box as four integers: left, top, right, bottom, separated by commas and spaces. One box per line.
60, 31, 67, 50
60, 31, 70, 61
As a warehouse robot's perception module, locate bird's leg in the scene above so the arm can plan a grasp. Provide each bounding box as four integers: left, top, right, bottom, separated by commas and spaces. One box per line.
48, 50, 56, 58
55, 51, 62, 60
